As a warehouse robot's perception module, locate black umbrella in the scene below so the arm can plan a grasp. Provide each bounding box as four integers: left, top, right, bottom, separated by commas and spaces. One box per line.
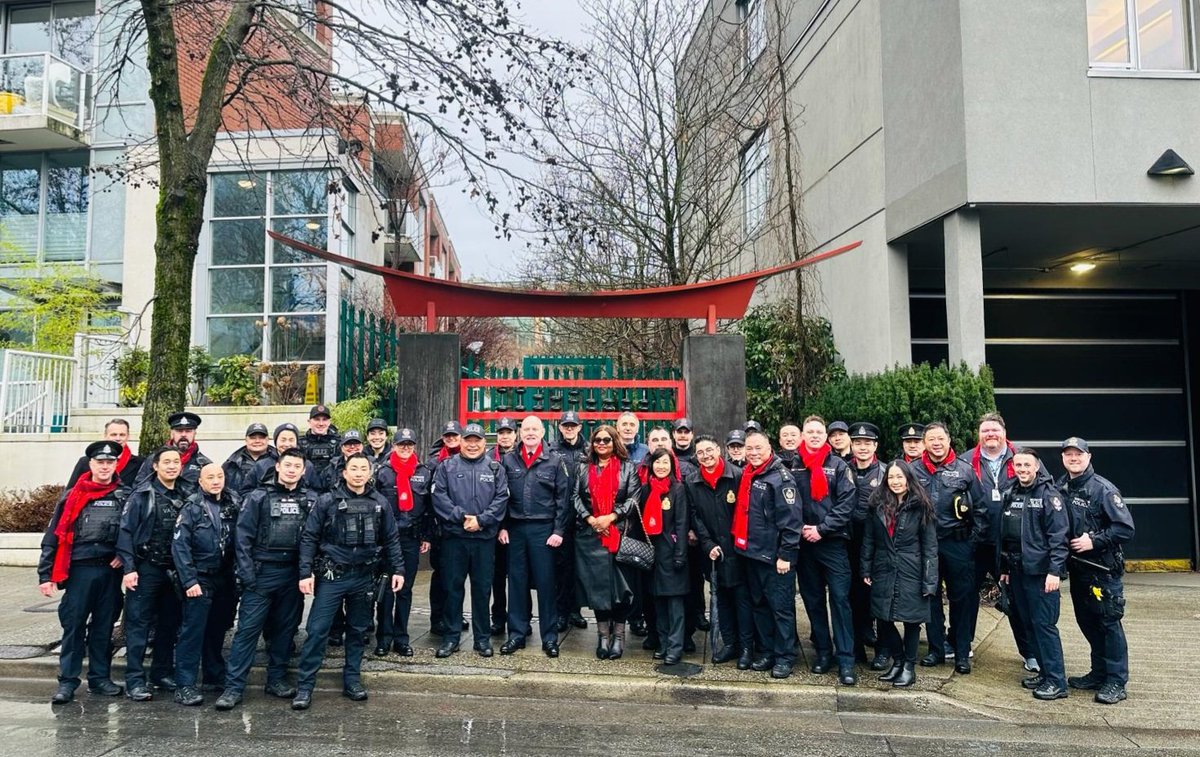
708, 554, 721, 661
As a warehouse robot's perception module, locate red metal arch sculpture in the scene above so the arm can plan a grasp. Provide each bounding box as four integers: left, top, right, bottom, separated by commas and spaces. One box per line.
269, 232, 861, 333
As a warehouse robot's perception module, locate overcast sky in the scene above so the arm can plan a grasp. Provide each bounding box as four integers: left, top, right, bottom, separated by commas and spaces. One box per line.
434, 0, 592, 279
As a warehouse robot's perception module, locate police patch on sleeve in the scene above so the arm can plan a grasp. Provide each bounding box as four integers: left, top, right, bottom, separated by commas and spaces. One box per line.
1112, 494, 1124, 508
1051, 496, 1063, 512
783, 486, 796, 505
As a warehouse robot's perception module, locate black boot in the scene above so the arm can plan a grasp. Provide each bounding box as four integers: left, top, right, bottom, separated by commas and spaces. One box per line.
879, 661, 904, 683
596, 622, 612, 660
608, 622, 625, 660
893, 662, 916, 688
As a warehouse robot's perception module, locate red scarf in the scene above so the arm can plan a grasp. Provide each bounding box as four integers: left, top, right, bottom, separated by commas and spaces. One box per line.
437, 445, 457, 462
521, 443, 542, 468
886, 512, 897, 538
642, 476, 671, 536
732, 455, 770, 550
588, 460, 622, 553
799, 443, 831, 502
51, 475, 118, 583
972, 443, 1015, 482
178, 441, 198, 467
388, 450, 419, 511
115, 444, 132, 473
700, 458, 725, 490
921, 448, 957, 474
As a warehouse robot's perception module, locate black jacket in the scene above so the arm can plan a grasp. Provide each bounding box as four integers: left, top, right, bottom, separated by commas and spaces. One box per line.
431, 453, 509, 539
1055, 466, 1135, 573
172, 489, 239, 589
299, 429, 340, 476
672, 443, 697, 466
572, 458, 639, 612
501, 446, 572, 536
736, 455, 801, 566
223, 446, 276, 496
552, 436, 589, 491
373, 453, 434, 535
685, 462, 745, 587
249, 453, 324, 495
116, 478, 188, 573
850, 458, 887, 524
234, 481, 319, 587
66, 451, 142, 490
861, 497, 938, 624
298, 483, 404, 577
133, 447, 212, 496
638, 479, 689, 597
38, 482, 130, 583
994, 471, 1070, 578
794, 451, 857, 540
911, 453, 980, 541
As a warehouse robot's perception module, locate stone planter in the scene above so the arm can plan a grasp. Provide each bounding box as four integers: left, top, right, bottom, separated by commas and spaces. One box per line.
0, 532, 42, 568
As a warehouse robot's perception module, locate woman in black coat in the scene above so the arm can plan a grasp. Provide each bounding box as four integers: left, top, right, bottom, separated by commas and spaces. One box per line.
574, 424, 640, 660
862, 461, 938, 687
638, 448, 689, 666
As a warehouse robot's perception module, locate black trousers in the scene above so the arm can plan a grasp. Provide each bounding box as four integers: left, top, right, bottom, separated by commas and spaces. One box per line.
296, 571, 374, 691
797, 538, 854, 667
224, 561, 301, 693
376, 533, 422, 647
1069, 567, 1128, 686
655, 595, 686, 658
976, 542, 1031, 658
1011, 568, 1066, 689
443, 536, 496, 647
714, 583, 754, 653
878, 621, 922, 663
123, 561, 181, 688
491, 540, 508, 629
744, 557, 797, 665
428, 536, 448, 631
684, 543, 706, 636
56, 562, 122, 689
554, 526, 581, 619
848, 520, 876, 657
506, 520, 559, 643
926, 536, 977, 661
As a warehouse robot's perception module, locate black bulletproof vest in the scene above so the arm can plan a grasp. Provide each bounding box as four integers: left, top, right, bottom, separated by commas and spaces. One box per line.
1001, 495, 1024, 553
260, 490, 309, 551
146, 490, 184, 565
75, 495, 122, 546
335, 495, 379, 548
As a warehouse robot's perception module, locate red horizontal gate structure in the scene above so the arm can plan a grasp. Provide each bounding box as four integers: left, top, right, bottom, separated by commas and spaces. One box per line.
459, 378, 684, 428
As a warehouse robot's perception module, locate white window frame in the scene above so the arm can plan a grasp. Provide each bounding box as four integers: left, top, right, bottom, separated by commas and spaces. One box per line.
742, 126, 769, 237
1088, 0, 1198, 73
741, 0, 766, 69
0, 150, 91, 266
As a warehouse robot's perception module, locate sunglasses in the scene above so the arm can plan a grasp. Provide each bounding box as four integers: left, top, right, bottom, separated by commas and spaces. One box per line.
593, 436, 613, 443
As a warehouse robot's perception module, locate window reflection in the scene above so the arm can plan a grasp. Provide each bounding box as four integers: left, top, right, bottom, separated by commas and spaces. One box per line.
1087, 0, 1193, 70
1088, 0, 1131, 65
1136, 0, 1191, 70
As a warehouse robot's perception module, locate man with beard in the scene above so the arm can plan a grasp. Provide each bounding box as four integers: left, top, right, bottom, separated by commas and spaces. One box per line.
134, 412, 211, 494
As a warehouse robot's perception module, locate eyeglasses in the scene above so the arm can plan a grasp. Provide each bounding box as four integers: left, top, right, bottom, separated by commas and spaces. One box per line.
695, 447, 719, 457
593, 437, 613, 444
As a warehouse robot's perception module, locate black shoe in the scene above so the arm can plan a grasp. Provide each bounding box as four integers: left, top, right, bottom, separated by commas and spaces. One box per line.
954, 658, 971, 675
630, 619, 648, 637
942, 641, 954, 660
543, 642, 560, 658
430, 623, 448, 637
51, 683, 75, 704
919, 651, 943, 667
695, 616, 711, 632
863, 628, 878, 646
373, 645, 388, 657
214, 690, 242, 710
554, 618, 569, 633
683, 637, 697, 654
664, 654, 682, 666
879, 662, 904, 683
1021, 675, 1045, 690
712, 646, 739, 664
126, 684, 152, 702
500, 638, 526, 655
770, 662, 793, 679
869, 653, 891, 671
838, 666, 858, 686
1068, 671, 1105, 691
1095, 682, 1127, 705
152, 676, 177, 691
328, 636, 344, 648
490, 622, 506, 637
88, 680, 122, 697
291, 689, 312, 710
736, 650, 754, 670
569, 613, 588, 629
750, 656, 774, 672
810, 654, 832, 674
652, 649, 666, 660
893, 662, 916, 688
475, 643, 494, 658
343, 683, 368, 701
462, 620, 471, 631
264, 681, 297, 698
394, 643, 414, 657
174, 686, 203, 706
1033, 683, 1068, 701
435, 641, 460, 658
642, 635, 660, 651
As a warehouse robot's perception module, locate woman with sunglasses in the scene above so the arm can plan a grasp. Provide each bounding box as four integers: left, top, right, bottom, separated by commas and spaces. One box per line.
573, 424, 640, 659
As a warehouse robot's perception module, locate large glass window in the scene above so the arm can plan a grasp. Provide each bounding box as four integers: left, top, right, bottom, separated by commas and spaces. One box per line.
4, 2, 97, 68
741, 0, 766, 69
1088, 0, 1195, 71
0, 151, 88, 263
742, 127, 768, 237
207, 170, 328, 377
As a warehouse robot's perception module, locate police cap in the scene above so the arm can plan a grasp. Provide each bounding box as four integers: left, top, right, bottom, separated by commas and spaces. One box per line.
726, 430, 746, 446
496, 417, 517, 432
245, 422, 269, 438
1061, 436, 1090, 453
393, 428, 417, 445
462, 423, 486, 439
442, 420, 463, 437
366, 418, 389, 433
168, 411, 202, 430
849, 422, 879, 441
86, 440, 122, 461
898, 423, 925, 441
743, 420, 763, 433
828, 421, 850, 434
309, 404, 332, 419
559, 410, 581, 426
673, 417, 693, 432
340, 430, 363, 446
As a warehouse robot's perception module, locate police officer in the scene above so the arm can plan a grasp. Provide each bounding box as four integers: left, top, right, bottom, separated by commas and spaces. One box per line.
65, 419, 142, 489
428, 420, 465, 636
292, 453, 405, 710
299, 404, 340, 479
1057, 437, 1135, 705
373, 428, 432, 657
725, 430, 747, 467
365, 418, 391, 469
996, 448, 1069, 700
912, 422, 980, 674
39, 440, 129, 704
848, 422, 887, 669
171, 463, 240, 706
134, 412, 212, 494
732, 430, 801, 679
776, 423, 801, 469
551, 410, 589, 632
671, 419, 708, 638
324, 430, 367, 647
432, 423, 509, 658
490, 416, 518, 637
499, 416, 570, 657
794, 415, 858, 684
828, 421, 853, 462
671, 418, 697, 465
223, 423, 275, 496
898, 423, 925, 464
215, 448, 317, 710
118, 446, 189, 700
249, 423, 323, 495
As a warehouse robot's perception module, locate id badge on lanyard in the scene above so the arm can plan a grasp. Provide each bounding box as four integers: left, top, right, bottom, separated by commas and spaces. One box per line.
991, 487, 1001, 502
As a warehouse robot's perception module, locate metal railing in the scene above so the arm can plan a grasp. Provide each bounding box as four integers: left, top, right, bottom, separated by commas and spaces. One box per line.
0, 52, 88, 129
73, 333, 129, 408
0, 349, 76, 433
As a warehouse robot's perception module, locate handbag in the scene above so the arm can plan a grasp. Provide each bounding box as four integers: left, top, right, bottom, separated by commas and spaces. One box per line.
615, 502, 654, 571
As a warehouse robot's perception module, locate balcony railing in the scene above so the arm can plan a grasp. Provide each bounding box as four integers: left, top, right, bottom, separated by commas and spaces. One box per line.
0, 53, 87, 130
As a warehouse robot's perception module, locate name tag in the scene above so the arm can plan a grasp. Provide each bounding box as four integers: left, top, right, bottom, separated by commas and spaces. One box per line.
279, 502, 300, 515
991, 489, 1001, 502
480, 474, 495, 483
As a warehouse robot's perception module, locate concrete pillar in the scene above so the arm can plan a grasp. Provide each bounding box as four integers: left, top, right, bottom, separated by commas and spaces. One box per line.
682, 334, 746, 438
886, 242, 913, 366
943, 209, 986, 368
395, 333, 459, 451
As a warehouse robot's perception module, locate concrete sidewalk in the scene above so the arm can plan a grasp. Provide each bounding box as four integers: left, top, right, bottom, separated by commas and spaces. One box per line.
2, 566, 1198, 736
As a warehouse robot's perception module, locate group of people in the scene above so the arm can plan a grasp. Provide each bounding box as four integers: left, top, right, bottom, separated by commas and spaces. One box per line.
36, 404, 1134, 712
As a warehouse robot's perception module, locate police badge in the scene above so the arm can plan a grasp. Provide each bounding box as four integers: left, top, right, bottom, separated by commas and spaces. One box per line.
1051, 497, 1063, 512
783, 487, 796, 505
726, 491, 736, 504
661, 497, 671, 511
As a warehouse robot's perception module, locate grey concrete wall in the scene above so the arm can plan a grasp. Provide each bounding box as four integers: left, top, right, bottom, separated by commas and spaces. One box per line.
682, 335, 746, 438
395, 333, 460, 452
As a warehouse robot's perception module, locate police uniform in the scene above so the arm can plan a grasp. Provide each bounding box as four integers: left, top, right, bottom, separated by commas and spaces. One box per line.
1055, 437, 1135, 704
117, 467, 190, 698
499, 440, 571, 655
994, 464, 1070, 699
298, 404, 341, 478
490, 417, 518, 637
427, 421, 464, 636
847, 423, 886, 667
39, 441, 129, 703
827, 421, 853, 463
373, 429, 432, 656
249, 423, 324, 495
364, 418, 391, 471
898, 424, 925, 464
725, 430, 747, 468
216, 473, 319, 708
171, 485, 240, 704
293, 478, 405, 707
911, 448, 980, 670
794, 444, 859, 681
133, 412, 212, 494
551, 411, 589, 629
223, 423, 276, 496
66, 445, 143, 489
431, 424, 510, 656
